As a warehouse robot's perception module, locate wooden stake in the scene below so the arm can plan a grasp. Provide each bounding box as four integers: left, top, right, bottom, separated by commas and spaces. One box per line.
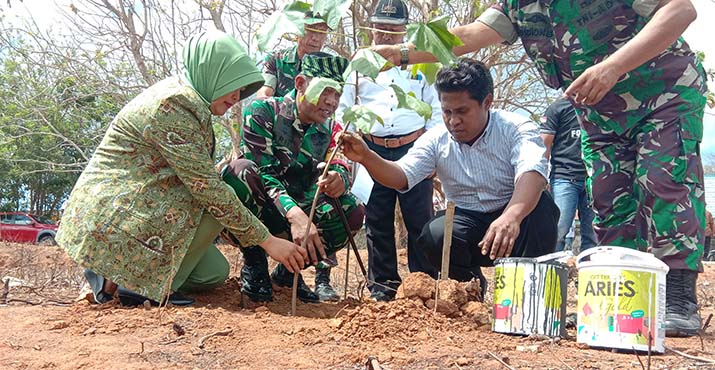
440, 201, 456, 281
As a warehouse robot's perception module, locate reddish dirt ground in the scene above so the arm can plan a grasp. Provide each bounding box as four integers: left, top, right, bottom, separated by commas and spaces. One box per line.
2, 242, 715, 370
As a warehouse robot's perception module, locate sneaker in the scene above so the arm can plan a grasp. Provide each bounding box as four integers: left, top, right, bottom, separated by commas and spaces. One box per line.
664, 269, 701, 337
370, 290, 395, 302
314, 267, 339, 302
270, 264, 320, 303
83, 269, 113, 304
240, 246, 273, 302
707, 252, 715, 262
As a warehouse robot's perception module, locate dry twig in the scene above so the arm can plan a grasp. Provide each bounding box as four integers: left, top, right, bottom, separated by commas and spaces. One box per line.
158, 337, 184, 345
198, 328, 233, 349
633, 347, 646, 370
665, 346, 715, 364
333, 303, 351, 318
487, 351, 516, 370
700, 313, 713, 351
1, 279, 10, 304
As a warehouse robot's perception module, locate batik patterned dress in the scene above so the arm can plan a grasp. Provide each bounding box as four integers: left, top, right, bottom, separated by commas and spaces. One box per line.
57, 76, 268, 301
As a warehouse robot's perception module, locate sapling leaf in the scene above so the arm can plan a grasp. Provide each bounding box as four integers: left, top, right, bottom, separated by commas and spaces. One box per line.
342, 105, 384, 133
304, 77, 343, 105
312, 0, 352, 30
390, 84, 432, 120
256, 2, 310, 52
411, 63, 441, 85
406, 15, 464, 66
343, 48, 392, 81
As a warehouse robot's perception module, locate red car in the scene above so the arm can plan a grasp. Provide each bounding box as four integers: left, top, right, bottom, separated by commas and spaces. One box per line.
0, 212, 58, 245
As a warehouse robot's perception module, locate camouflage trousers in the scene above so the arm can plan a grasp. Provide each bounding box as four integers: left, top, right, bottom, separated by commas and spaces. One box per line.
221, 159, 365, 260
580, 105, 705, 271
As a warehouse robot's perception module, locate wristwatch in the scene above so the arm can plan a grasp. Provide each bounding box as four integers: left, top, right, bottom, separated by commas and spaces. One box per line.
399, 44, 409, 66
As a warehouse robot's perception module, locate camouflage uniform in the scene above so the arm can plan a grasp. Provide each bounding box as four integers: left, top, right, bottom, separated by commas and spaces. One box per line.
479, 0, 708, 270
261, 46, 301, 98
222, 92, 364, 256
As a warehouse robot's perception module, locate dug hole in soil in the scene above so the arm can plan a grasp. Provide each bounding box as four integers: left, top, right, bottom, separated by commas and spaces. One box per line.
2, 242, 715, 369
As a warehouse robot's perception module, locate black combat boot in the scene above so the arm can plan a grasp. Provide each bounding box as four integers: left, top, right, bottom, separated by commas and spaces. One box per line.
240, 246, 273, 302
314, 267, 339, 302
664, 269, 701, 337
270, 264, 320, 303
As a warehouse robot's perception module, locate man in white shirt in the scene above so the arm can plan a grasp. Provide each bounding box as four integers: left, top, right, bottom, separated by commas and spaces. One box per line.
337, 0, 443, 301
340, 59, 559, 284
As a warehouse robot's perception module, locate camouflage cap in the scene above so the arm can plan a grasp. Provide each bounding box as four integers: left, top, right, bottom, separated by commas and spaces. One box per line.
299, 53, 349, 84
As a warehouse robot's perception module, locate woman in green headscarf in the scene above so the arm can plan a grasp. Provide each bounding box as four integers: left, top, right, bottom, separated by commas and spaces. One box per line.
57, 31, 307, 306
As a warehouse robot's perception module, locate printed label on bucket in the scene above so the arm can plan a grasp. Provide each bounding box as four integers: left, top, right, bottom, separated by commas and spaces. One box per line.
577, 268, 663, 352
492, 261, 566, 337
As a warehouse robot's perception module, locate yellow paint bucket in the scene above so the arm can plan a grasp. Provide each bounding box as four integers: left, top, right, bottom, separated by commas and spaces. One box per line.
576, 247, 669, 353
492, 257, 568, 337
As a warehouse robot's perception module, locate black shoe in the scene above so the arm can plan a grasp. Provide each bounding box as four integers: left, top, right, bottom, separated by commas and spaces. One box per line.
665, 269, 701, 337
240, 246, 273, 302
270, 264, 320, 303
116, 288, 195, 307
314, 267, 339, 302
370, 290, 395, 302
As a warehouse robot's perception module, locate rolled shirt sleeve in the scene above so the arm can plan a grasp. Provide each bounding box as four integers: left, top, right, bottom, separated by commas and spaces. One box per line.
261, 54, 279, 89
510, 118, 549, 183
629, 0, 661, 18
477, 5, 519, 45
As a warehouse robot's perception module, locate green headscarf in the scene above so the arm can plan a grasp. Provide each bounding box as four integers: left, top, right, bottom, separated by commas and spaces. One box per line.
182, 30, 264, 106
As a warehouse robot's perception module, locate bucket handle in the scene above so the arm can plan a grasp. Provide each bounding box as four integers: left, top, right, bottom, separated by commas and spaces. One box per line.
576, 246, 667, 269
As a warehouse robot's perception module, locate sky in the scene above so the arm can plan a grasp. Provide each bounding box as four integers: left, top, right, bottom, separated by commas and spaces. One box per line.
4, 0, 715, 162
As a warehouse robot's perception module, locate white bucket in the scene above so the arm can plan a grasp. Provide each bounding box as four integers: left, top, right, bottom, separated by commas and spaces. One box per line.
576, 247, 669, 353
492, 257, 568, 337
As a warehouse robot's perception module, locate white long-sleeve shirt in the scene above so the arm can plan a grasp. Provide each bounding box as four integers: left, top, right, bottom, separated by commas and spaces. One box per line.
337, 67, 443, 136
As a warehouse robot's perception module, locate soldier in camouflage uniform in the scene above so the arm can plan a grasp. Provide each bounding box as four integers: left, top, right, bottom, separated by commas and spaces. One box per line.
223, 53, 365, 303
254, 12, 345, 300
374, 0, 708, 336
255, 12, 330, 99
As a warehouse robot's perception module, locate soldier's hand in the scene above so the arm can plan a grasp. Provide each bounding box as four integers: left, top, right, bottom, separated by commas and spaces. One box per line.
286, 207, 326, 264
564, 60, 621, 106
259, 235, 307, 273
338, 131, 369, 162
479, 214, 520, 260
318, 171, 344, 198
